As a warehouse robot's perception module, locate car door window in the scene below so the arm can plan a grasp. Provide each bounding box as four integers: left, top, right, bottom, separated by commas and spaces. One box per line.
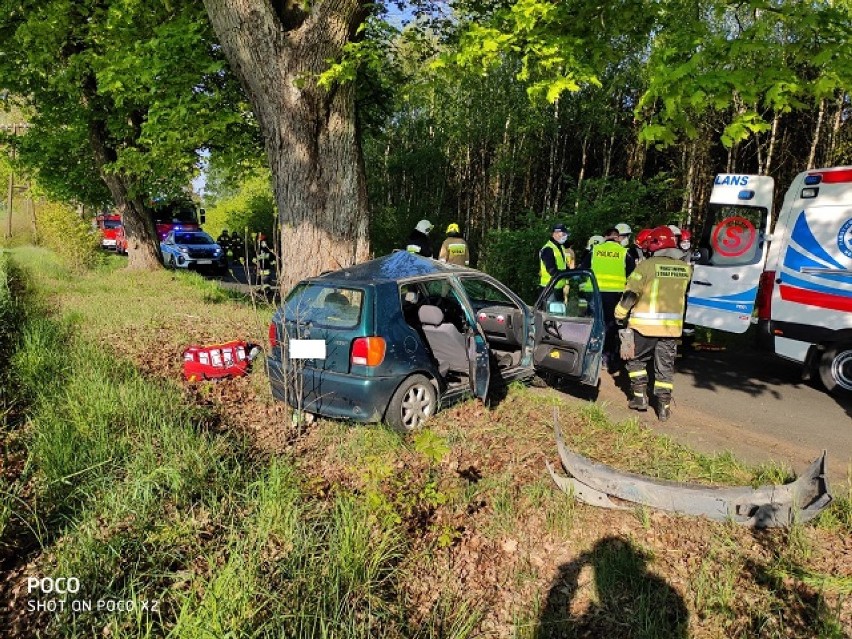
540, 275, 595, 320
421, 279, 469, 331
533, 271, 603, 385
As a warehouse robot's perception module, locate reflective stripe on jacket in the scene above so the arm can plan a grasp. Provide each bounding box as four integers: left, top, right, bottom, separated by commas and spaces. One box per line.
439, 237, 470, 265
539, 240, 567, 288
614, 257, 692, 337
590, 241, 628, 292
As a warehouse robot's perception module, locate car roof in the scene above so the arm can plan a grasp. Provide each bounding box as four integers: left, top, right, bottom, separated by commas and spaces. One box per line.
314, 251, 473, 285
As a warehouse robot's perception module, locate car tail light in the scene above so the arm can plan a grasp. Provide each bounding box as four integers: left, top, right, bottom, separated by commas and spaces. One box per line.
351, 337, 386, 367
756, 270, 775, 321
268, 322, 279, 349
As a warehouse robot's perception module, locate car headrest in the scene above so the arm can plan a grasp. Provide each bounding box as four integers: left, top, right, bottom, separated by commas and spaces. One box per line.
325, 292, 349, 307
418, 304, 444, 327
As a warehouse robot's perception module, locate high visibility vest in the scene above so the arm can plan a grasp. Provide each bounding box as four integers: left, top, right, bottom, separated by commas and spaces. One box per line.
615, 257, 692, 338
590, 241, 628, 292
539, 240, 568, 288
440, 237, 470, 265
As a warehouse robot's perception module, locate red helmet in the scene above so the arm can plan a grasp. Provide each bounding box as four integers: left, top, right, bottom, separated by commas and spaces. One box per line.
635, 228, 653, 247
680, 229, 692, 242
642, 226, 677, 253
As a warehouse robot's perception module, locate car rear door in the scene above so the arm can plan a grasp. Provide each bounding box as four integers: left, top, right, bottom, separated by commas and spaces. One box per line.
686, 174, 774, 333
532, 270, 605, 386
280, 282, 369, 373
420, 277, 491, 400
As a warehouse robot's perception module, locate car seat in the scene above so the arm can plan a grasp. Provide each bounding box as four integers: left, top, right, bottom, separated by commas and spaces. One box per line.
418, 304, 470, 376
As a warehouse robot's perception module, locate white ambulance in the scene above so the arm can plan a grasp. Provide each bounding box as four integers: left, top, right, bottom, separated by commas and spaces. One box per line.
685, 168, 852, 397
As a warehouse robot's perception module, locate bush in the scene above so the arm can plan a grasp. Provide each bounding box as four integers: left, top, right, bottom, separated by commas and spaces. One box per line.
204, 171, 276, 247
479, 176, 683, 303
35, 201, 100, 272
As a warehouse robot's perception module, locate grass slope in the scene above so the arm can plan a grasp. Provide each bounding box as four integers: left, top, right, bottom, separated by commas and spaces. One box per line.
1, 246, 850, 638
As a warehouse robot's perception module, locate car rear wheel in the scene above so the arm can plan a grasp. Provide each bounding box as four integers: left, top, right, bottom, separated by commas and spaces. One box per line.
819, 344, 852, 397
386, 374, 437, 433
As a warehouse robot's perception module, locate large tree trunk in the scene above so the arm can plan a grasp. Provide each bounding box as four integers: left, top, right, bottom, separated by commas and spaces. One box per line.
86, 114, 161, 270
203, 0, 370, 292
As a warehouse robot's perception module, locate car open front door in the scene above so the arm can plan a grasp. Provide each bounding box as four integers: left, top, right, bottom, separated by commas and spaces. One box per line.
686, 174, 774, 333
532, 270, 605, 386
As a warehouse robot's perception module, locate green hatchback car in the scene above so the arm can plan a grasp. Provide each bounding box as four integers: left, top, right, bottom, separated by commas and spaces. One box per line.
267, 251, 604, 431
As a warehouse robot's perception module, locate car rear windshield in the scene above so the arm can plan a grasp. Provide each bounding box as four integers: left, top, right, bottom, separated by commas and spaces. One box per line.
175, 233, 214, 245
102, 219, 122, 229
284, 284, 364, 329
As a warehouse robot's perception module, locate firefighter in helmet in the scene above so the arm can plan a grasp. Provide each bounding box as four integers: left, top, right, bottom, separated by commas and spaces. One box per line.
405, 219, 435, 257
252, 233, 276, 290
614, 226, 692, 421
438, 223, 470, 265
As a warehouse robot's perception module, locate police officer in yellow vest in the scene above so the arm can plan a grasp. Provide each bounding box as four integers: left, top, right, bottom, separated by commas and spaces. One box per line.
439, 223, 470, 265
580, 227, 635, 370
538, 223, 573, 300
614, 226, 692, 421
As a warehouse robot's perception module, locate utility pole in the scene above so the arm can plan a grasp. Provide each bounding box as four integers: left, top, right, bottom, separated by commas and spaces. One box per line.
2, 123, 30, 240
5, 124, 16, 239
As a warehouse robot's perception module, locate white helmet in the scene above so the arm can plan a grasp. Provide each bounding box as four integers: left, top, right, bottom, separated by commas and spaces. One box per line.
587, 235, 605, 250
415, 219, 434, 234
668, 224, 682, 237
615, 222, 632, 247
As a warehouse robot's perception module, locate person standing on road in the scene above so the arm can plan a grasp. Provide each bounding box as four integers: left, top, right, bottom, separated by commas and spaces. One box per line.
580, 227, 635, 371
405, 219, 435, 257
538, 223, 572, 300
252, 233, 276, 291
438, 223, 470, 265
217, 229, 231, 260
614, 226, 692, 422
230, 231, 246, 264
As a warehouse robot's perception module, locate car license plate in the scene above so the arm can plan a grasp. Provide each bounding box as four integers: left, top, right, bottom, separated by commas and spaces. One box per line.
289, 339, 327, 360
103, 239, 116, 246
196, 259, 212, 265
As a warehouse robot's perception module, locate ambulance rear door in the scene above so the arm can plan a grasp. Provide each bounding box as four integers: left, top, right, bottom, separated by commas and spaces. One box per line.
686, 174, 774, 333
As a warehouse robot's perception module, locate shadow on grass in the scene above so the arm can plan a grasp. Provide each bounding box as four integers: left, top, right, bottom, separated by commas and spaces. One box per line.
535, 536, 688, 639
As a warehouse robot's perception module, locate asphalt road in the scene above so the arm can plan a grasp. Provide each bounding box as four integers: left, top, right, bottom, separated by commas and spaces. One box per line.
590, 346, 852, 485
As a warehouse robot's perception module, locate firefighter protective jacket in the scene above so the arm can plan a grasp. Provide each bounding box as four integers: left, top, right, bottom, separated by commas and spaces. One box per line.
439, 236, 470, 265
614, 256, 692, 337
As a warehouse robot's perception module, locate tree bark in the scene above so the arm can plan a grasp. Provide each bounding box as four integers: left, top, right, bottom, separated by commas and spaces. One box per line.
80, 73, 161, 270
807, 98, 826, 170
203, 0, 370, 292
86, 114, 161, 270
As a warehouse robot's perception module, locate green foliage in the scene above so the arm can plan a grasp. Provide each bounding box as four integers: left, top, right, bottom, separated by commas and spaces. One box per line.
34, 201, 101, 272
412, 429, 451, 465
479, 176, 680, 302
639, 1, 852, 147
479, 213, 550, 303
0, 0, 256, 208
203, 170, 276, 247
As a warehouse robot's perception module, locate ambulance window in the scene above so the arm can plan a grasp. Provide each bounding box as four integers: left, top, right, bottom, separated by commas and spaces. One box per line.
699, 204, 767, 266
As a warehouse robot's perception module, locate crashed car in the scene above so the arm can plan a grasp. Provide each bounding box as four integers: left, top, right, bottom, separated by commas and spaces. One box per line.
160, 230, 227, 274
267, 251, 605, 431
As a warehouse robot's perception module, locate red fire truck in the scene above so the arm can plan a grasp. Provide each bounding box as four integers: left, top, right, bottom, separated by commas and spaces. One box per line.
94, 214, 122, 250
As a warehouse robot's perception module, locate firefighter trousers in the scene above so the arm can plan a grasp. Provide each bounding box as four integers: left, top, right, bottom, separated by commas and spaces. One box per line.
624, 332, 677, 400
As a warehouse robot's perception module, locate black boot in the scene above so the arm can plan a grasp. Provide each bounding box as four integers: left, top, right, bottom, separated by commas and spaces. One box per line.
628, 389, 648, 411
656, 397, 671, 422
